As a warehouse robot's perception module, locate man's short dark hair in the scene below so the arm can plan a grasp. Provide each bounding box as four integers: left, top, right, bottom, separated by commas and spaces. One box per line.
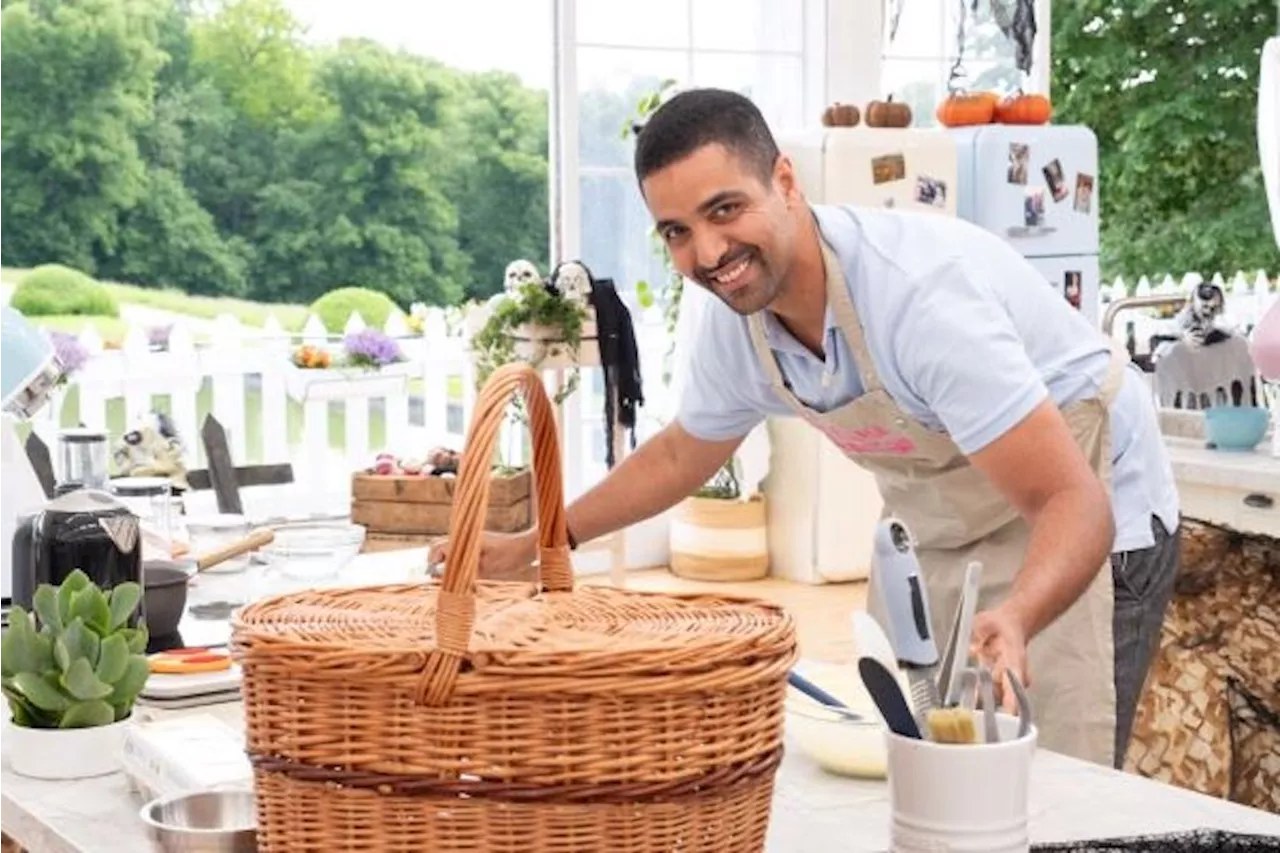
633, 88, 780, 187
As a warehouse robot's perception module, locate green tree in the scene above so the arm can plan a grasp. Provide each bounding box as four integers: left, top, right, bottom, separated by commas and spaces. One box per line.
1052, 1, 1279, 279
248, 40, 469, 306
444, 70, 549, 301
1, 0, 167, 271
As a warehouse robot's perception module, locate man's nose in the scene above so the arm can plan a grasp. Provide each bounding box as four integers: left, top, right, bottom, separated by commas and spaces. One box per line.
693, 228, 729, 272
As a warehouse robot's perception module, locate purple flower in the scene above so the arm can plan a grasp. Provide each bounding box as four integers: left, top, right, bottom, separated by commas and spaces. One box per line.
343, 329, 404, 368
49, 331, 89, 375
148, 324, 172, 350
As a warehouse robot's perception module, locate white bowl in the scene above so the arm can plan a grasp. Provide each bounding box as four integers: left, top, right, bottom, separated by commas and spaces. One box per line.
260, 521, 365, 581
786, 698, 889, 779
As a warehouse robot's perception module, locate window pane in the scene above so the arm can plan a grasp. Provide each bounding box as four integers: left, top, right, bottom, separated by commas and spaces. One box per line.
578, 170, 669, 300
577, 47, 688, 169
691, 0, 803, 53
883, 58, 1007, 128
691, 52, 805, 131
883, 0, 944, 59
945, 1, 1021, 67
576, 0, 690, 49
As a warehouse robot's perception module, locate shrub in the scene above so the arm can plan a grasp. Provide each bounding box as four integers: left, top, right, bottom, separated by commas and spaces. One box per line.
309, 287, 403, 333
10, 265, 119, 318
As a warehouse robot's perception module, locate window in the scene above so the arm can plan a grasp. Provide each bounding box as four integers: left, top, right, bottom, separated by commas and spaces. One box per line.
880, 0, 1049, 128
555, 0, 825, 497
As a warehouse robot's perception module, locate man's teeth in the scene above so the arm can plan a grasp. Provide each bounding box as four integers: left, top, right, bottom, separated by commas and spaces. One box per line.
712, 256, 751, 285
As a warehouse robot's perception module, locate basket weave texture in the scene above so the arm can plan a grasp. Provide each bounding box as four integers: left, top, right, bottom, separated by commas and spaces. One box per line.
231, 363, 799, 851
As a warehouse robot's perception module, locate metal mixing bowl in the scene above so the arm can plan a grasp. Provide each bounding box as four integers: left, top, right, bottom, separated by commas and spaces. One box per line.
139, 788, 258, 852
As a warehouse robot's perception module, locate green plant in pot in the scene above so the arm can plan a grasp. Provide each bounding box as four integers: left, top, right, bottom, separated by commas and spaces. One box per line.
2, 569, 151, 780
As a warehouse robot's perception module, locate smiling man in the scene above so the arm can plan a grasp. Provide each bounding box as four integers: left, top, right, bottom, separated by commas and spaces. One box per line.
429, 88, 1181, 771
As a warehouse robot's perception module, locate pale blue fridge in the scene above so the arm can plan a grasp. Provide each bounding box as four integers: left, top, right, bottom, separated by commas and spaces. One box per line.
950, 124, 1102, 327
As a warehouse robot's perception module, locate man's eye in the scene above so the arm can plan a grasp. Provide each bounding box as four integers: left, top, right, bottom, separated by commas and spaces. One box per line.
662, 226, 687, 243
711, 202, 740, 219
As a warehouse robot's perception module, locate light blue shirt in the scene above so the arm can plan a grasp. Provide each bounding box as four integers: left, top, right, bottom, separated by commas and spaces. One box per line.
676, 204, 1180, 553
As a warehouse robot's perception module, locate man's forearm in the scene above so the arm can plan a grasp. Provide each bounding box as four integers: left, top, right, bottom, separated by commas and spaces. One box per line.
564, 423, 738, 545
1003, 483, 1114, 639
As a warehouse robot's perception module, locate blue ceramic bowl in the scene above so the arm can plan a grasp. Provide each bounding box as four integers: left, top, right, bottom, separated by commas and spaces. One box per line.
1204, 406, 1270, 451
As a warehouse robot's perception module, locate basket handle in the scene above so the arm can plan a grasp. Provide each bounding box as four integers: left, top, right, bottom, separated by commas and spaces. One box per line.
417, 362, 573, 706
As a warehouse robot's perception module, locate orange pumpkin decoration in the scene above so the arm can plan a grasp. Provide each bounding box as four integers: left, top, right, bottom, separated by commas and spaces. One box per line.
994, 91, 1052, 125
934, 91, 998, 127
821, 102, 861, 127
865, 95, 912, 128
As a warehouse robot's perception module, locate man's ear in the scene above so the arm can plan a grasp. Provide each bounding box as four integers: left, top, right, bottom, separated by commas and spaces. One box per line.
773, 155, 802, 202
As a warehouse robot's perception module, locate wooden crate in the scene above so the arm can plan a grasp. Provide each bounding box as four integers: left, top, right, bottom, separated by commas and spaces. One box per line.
350, 469, 532, 538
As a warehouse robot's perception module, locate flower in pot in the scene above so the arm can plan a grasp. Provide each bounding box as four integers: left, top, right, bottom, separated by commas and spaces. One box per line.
343, 328, 406, 370
1, 569, 151, 780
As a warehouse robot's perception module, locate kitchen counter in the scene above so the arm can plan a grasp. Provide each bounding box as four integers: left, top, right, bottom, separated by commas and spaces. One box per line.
4, 698, 1280, 853
1162, 436, 1280, 537
5, 549, 1280, 851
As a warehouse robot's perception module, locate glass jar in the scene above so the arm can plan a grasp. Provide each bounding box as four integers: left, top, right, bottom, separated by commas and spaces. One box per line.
57, 428, 109, 490
109, 476, 174, 554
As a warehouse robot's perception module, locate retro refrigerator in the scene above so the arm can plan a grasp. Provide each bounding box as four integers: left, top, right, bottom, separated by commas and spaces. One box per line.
758, 128, 960, 585
949, 124, 1101, 326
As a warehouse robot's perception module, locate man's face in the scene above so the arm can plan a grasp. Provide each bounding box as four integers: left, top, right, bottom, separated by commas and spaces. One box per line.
641, 144, 799, 315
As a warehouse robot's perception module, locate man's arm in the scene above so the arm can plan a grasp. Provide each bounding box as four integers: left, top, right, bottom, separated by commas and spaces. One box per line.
892, 252, 1116, 642
565, 421, 742, 545
967, 400, 1114, 639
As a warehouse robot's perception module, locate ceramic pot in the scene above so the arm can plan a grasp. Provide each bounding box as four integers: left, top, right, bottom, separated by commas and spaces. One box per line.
5, 714, 133, 780
669, 494, 769, 582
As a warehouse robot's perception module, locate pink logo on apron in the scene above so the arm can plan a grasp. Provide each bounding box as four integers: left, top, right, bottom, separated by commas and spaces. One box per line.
806, 417, 916, 455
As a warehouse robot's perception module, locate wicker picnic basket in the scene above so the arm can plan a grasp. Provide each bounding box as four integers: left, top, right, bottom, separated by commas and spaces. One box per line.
230, 362, 799, 852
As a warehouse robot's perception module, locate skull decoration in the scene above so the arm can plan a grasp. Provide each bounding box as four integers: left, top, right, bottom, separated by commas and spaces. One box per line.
112, 411, 189, 490
504, 259, 543, 299
547, 260, 593, 307
1177, 282, 1228, 347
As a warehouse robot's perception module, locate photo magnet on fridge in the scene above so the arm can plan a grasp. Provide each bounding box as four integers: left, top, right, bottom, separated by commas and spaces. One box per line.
1007, 143, 1029, 185
1024, 187, 1046, 227
1074, 173, 1095, 214
1064, 271, 1083, 310
1043, 158, 1068, 202
914, 176, 947, 208
871, 153, 906, 185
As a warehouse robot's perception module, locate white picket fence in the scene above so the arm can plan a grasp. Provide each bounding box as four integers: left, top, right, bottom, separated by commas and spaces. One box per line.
27, 302, 676, 519
24, 270, 1279, 519
1099, 270, 1278, 357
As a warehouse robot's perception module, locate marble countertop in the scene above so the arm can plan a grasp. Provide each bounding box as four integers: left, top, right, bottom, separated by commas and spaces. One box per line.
1163, 435, 1280, 494
4, 698, 1280, 853
6, 547, 1280, 852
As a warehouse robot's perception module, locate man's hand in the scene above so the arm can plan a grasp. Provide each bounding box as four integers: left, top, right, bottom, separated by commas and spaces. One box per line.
970, 603, 1029, 714
427, 529, 538, 581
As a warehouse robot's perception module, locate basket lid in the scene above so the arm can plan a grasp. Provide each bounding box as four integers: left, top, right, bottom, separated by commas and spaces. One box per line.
232, 580, 795, 688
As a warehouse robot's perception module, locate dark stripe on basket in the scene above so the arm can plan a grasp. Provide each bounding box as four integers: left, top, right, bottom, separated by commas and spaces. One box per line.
247, 746, 784, 804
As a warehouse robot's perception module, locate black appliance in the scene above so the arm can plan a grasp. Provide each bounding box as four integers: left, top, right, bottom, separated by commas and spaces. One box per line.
11, 488, 145, 620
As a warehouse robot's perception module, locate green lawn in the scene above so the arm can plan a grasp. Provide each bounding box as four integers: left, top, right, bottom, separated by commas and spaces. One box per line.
26, 314, 133, 345
104, 280, 311, 330
2, 267, 311, 331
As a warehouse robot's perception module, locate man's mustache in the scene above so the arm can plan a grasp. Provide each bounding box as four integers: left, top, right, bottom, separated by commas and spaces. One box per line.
695, 247, 754, 280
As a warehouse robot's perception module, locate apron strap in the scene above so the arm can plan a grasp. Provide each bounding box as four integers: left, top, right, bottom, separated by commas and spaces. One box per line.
747, 314, 792, 394
1097, 338, 1131, 405
819, 239, 886, 394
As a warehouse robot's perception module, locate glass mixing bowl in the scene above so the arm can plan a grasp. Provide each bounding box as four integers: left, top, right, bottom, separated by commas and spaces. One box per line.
259, 522, 366, 582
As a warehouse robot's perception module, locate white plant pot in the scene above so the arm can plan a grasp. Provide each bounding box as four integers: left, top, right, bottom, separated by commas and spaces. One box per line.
5, 714, 134, 780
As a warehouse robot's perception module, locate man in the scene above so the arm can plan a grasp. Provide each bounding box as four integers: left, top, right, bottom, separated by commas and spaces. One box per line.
430, 88, 1181, 770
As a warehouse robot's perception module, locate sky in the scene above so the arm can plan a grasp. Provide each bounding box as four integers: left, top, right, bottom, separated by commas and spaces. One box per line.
283, 0, 555, 89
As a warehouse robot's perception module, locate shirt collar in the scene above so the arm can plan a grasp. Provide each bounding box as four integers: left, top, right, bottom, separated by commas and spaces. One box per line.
761, 231, 844, 357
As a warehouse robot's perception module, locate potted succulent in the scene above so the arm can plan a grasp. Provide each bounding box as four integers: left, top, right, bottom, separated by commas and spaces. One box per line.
1, 569, 151, 780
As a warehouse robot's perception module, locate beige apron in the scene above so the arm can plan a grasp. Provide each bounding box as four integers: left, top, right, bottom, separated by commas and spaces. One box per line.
748, 240, 1129, 768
